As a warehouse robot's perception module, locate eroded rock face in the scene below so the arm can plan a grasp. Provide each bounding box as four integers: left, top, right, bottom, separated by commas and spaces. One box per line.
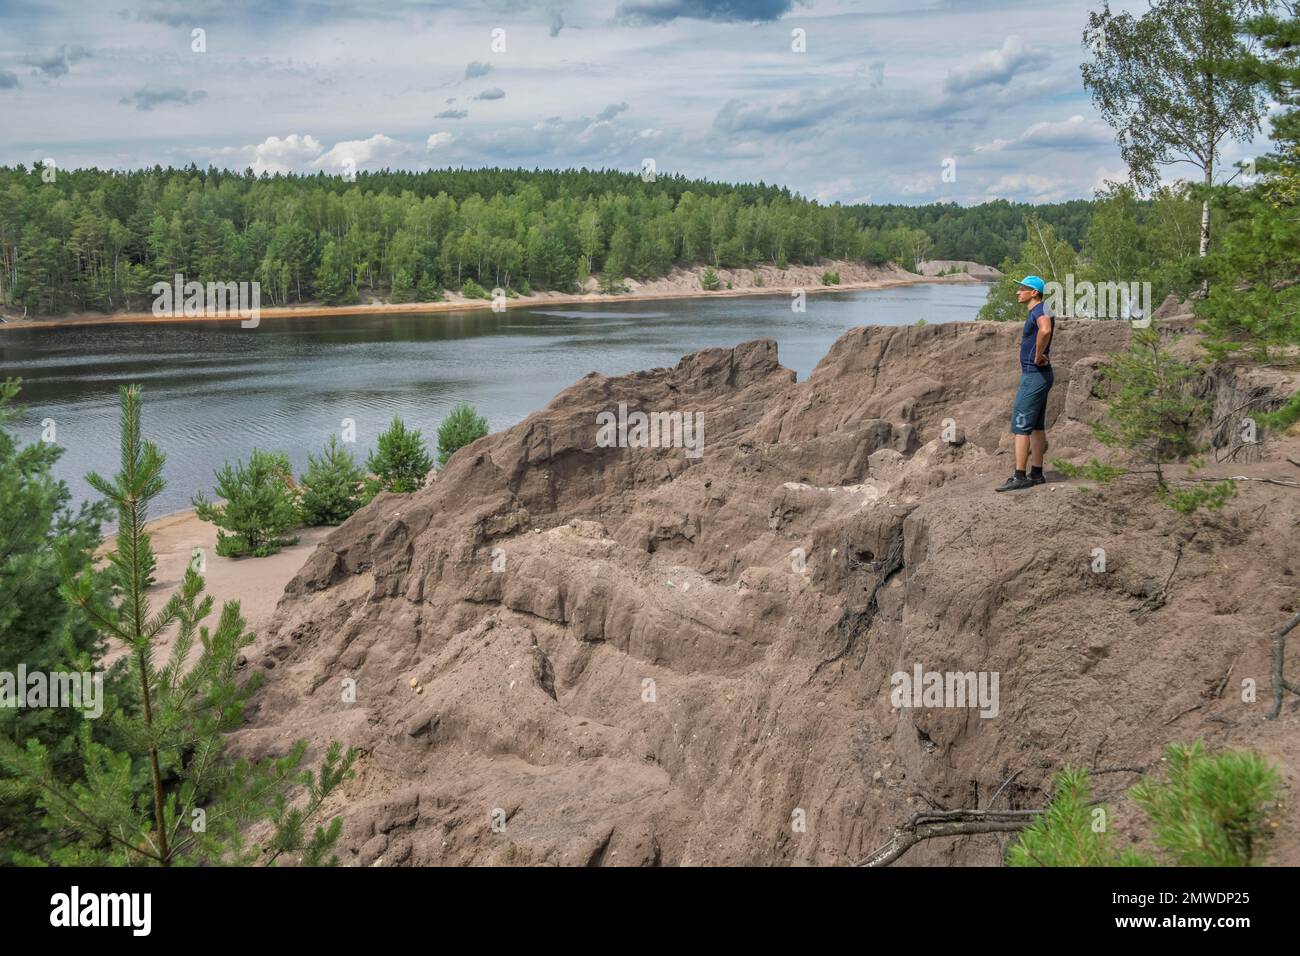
236, 319, 1300, 866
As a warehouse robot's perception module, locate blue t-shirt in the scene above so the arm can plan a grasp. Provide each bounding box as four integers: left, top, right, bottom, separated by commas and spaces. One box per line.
1020, 303, 1052, 372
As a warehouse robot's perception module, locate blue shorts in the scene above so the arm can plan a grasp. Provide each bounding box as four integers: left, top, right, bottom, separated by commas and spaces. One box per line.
1010, 367, 1053, 435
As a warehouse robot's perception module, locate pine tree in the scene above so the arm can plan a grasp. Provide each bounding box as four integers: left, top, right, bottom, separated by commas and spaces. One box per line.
315, 239, 355, 306
436, 402, 489, 468
366, 416, 433, 493
1197, 5, 1300, 426
1009, 745, 1280, 867
1007, 768, 1152, 867
0, 379, 123, 864
193, 449, 300, 557
1131, 742, 1280, 866
299, 436, 365, 526
0, 385, 356, 865
1057, 324, 1237, 514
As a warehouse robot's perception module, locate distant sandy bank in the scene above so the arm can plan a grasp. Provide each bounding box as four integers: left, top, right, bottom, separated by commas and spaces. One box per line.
0, 261, 988, 332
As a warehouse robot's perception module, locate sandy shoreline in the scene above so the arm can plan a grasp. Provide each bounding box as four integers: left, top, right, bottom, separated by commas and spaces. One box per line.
0, 267, 983, 332
98, 508, 333, 665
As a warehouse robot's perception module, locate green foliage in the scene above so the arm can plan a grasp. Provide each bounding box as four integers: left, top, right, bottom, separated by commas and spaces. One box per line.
437, 402, 489, 467
820, 270, 840, 285
1010, 744, 1281, 867
0, 385, 357, 865
980, 186, 1203, 323
1256, 391, 1300, 434
1193, 5, 1300, 428
298, 436, 365, 526
389, 267, 417, 303
1082, 183, 1148, 284
979, 217, 1081, 322
1160, 479, 1237, 515
0, 163, 1117, 316
366, 416, 433, 493
193, 449, 300, 557
1082, 0, 1271, 257
600, 269, 628, 295
1056, 326, 1236, 514
699, 267, 721, 291
0, 379, 123, 864
315, 239, 358, 305
1008, 768, 1153, 867
1196, 2, 1300, 361
460, 277, 491, 299
1131, 742, 1281, 866
1197, 158, 1300, 361
1051, 457, 1128, 483
1091, 325, 1209, 485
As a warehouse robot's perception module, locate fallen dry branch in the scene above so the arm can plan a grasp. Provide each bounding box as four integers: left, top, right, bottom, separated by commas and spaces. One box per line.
858, 808, 1042, 867
1267, 610, 1300, 720
985, 769, 1023, 809
1213, 654, 1240, 699
1189, 475, 1300, 489
1132, 539, 1183, 615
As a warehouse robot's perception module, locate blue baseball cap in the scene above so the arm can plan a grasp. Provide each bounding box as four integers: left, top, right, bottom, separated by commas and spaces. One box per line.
1017, 275, 1046, 294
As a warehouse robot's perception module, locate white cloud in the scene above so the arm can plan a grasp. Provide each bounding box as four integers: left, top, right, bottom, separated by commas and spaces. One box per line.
0, 0, 1195, 204
249, 134, 324, 175
975, 115, 1113, 155
1091, 165, 1131, 193
983, 173, 1071, 202
1017, 114, 1112, 149
943, 36, 1031, 96
223, 133, 408, 175
311, 133, 407, 173
426, 132, 455, 150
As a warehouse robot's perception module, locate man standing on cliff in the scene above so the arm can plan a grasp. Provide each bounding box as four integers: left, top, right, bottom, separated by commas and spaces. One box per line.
996, 275, 1054, 492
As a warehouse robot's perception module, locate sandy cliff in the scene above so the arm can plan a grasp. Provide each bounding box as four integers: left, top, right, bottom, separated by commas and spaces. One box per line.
234, 310, 1300, 866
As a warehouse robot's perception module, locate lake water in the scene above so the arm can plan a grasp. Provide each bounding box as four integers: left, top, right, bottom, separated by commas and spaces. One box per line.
1, 283, 990, 516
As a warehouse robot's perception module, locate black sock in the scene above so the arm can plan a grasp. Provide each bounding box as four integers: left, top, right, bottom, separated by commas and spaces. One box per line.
1014, 469, 1026, 480
1029, 465, 1043, 479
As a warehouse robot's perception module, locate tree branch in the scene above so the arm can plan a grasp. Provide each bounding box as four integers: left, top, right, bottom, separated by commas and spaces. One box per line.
858, 808, 1043, 867
1267, 610, 1300, 719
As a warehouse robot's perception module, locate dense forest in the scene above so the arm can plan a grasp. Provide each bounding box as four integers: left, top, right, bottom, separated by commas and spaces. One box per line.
0, 164, 1097, 315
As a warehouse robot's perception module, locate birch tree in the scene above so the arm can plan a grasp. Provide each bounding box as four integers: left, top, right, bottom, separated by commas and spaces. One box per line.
1082, 0, 1272, 258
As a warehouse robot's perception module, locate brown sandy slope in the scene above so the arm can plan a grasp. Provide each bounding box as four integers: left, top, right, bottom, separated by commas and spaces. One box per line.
234, 309, 1300, 866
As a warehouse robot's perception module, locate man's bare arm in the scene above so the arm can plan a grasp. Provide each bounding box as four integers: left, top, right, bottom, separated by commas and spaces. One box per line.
1034, 313, 1053, 365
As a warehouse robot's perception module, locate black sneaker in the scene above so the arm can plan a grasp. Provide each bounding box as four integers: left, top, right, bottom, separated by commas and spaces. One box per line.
1030, 472, 1046, 485
995, 475, 1036, 492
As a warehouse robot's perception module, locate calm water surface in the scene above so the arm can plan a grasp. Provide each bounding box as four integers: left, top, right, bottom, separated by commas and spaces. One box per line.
1, 283, 989, 515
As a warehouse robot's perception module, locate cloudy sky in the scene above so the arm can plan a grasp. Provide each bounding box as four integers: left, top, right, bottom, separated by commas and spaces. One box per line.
0, 0, 1271, 204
